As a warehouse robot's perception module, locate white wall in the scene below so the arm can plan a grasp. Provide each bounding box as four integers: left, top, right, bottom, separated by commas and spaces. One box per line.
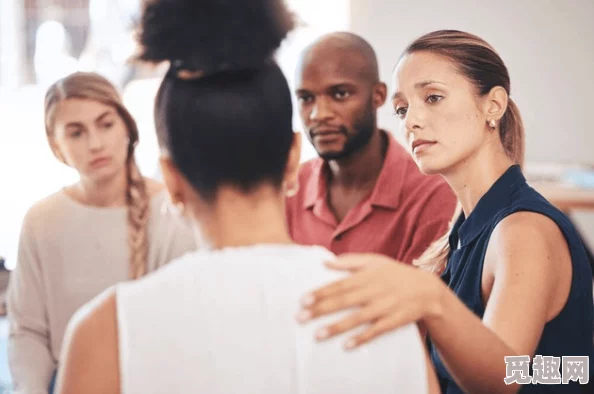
348, 0, 594, 247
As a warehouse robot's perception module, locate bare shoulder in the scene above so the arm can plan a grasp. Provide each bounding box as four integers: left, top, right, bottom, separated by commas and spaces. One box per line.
488, 211, 570, 278
57, 288, 120, 394
143, 177, 166, 198
492, 211, 566, 252
68, 286, 118, 338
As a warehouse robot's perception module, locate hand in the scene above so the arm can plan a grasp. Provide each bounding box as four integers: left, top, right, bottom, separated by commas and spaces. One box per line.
297, 253, 444, 349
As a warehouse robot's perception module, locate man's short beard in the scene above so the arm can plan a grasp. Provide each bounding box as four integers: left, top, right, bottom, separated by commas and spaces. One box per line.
319, 101, 376, 161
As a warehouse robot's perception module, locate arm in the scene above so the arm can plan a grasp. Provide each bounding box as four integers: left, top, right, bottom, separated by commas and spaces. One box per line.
299, 213, 569, 394
55, 289, 120, 394
427, 212, 568, 393
7, 220, 56, 394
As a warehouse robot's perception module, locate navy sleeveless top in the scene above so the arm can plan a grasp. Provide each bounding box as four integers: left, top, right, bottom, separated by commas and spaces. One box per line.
430, 165, 593, 393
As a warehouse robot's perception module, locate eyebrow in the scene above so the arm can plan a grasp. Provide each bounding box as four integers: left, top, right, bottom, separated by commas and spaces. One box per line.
295, 88, 311, 96
64, 110, 113, 129
94, 110, 114, 123
64, 121, 84, 129
391, 80, 447, 100
296, 82, 358, 96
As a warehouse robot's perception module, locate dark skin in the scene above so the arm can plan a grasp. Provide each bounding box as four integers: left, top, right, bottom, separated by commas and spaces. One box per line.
295, 33, 388, 222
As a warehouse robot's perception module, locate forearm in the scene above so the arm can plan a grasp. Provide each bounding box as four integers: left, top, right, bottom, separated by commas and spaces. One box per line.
424, 285, 521, 394
9, 334, 56, 394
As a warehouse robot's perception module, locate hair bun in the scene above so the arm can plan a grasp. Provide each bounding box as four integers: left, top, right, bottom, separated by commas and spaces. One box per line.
136, 0, 296, 73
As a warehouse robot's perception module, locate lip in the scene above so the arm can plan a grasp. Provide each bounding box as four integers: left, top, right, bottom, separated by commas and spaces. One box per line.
90, 156, 111, 167
411, 139, 437, 154
311, 128, 343, 137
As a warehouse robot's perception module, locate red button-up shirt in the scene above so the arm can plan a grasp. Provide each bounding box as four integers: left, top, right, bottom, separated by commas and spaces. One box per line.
286, 131, 458, 263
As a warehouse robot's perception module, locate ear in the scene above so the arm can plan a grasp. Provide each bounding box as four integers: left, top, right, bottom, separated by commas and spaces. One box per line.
284, 132, 302, 185
372, 82, 387, 109
483, 86, 508, 123
159, 156, 186, 206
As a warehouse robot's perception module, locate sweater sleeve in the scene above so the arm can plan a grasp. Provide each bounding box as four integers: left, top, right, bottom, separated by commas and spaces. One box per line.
7, 217, 56, 394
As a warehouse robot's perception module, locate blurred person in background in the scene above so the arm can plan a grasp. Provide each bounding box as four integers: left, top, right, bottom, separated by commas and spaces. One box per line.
7, 72, 196, 394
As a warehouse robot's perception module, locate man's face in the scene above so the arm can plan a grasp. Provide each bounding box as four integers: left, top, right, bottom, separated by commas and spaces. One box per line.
295, 48, 378, 160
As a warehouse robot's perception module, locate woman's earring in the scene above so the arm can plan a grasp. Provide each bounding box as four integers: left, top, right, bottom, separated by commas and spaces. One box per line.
284, 180, 300, 198
488, 119, 496, 129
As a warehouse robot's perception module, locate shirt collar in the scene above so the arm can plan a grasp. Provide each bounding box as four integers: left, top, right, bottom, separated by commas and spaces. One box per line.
454, 165, 525, 247
303, 159, 326, 209
302, 130, 407, 211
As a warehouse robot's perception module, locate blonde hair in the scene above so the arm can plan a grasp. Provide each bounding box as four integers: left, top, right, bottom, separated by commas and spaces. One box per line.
406, 31, 525, 274
44, 72, 150, 279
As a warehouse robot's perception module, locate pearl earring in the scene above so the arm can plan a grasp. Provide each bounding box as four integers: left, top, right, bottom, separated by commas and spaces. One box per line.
488, 119, 496, 129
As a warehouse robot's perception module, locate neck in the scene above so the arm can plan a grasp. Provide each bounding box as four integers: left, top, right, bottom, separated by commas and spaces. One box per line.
327, 128, 387, 189
75, 169, 128, 207
190, 186, 293, 250
442, 143, 514, 218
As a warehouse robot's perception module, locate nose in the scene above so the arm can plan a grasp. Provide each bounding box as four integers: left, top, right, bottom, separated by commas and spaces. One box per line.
87, 129, 104, 152
403, 105, 425, 135
309, 97, 334, 123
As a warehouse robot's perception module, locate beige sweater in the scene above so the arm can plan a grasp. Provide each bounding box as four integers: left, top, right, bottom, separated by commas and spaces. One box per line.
7, 190, 197, 394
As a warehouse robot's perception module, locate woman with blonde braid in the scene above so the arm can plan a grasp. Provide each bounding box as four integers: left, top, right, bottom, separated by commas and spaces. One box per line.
7, 72, 196, 394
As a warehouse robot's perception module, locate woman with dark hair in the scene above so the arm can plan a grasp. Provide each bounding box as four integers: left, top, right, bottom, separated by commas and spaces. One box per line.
7, 72, 196, 394
298, 30, 593, 394
53, 1, 438, 394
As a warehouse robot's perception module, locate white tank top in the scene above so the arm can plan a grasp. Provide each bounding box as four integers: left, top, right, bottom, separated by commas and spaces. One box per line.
116, 244, 429, 393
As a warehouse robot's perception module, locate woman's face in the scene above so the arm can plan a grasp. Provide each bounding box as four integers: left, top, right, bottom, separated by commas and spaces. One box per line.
51, 98, 130, 183
391, 51, 491, 175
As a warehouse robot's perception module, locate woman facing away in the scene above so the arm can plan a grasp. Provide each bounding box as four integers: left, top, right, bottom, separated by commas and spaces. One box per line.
53, 1, 440, 393
7, 72, 196, 394
297, 30, 594, 394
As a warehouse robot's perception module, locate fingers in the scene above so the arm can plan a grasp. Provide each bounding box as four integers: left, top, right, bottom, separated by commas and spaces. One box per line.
345, 316, 399, 350
345, 307, 419, 350
314, 297, 394, 340
323, 253, 375, 272
324, 252, 395, 271
298, 285, 380, 322
301, 276, 358, 307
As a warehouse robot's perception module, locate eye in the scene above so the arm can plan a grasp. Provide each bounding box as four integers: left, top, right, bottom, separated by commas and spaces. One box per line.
297, 94, 313, 104
333, 89, 350, 100
97, 117, 115, 130
426, 94, 443, 104
69, 129, 83, 138
393, 107, 407, 118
